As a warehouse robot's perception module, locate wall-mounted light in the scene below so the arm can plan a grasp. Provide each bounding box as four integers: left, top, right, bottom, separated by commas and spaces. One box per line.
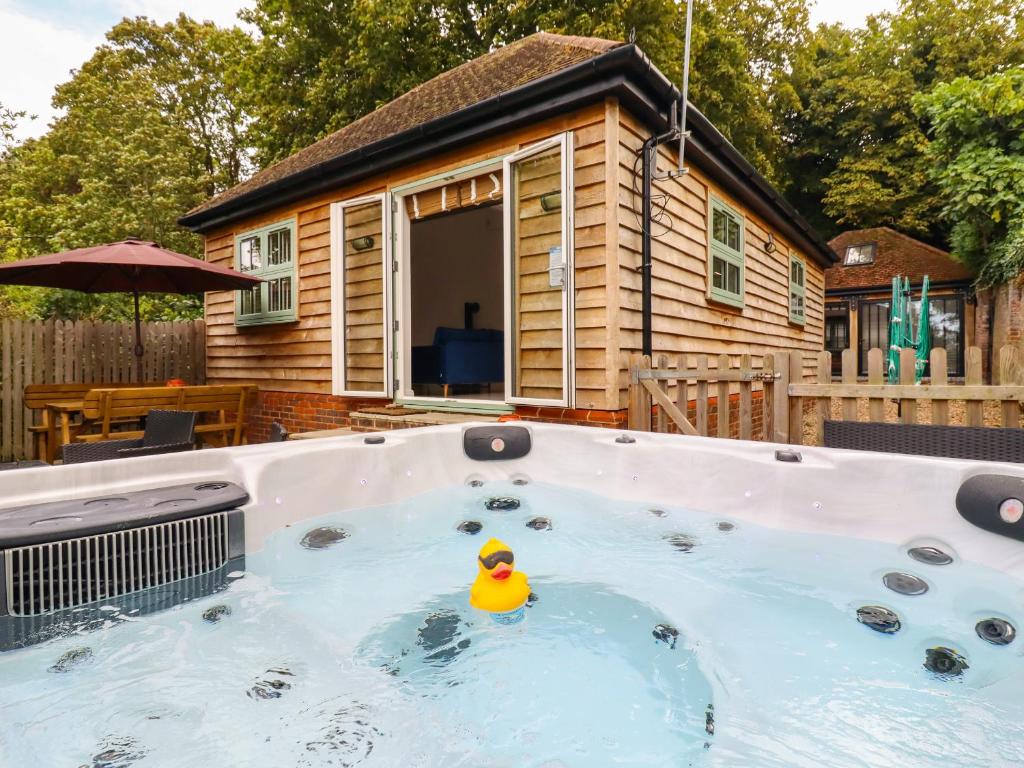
351, 236, 375, 251
764, 233, 776, 253
539, 192, 562, 212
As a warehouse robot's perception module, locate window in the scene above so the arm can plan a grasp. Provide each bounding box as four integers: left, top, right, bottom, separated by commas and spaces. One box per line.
235, 219, 298, 326
789, 254, 806, 325
708, 198, 744, 307
857, 296, 964, 377
844, 243, 876, 265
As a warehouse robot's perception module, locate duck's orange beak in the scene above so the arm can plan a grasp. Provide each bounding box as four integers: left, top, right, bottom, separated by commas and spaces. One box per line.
491, 563, 512, 580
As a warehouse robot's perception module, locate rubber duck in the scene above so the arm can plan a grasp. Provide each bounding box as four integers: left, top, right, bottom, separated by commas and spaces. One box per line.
470, 537, 531, 623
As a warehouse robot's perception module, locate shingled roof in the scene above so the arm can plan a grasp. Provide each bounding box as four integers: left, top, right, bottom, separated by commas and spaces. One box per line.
185, 33, 621, 219
826, 227, 974, 292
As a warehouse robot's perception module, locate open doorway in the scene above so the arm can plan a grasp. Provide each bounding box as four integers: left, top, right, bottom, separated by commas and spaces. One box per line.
408, 203, 505, 400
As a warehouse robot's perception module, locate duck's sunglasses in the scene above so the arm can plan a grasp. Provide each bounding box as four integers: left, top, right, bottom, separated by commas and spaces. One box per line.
479, 550, 514, 570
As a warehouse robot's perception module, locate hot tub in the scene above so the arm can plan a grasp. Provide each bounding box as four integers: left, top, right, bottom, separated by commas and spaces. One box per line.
0, 423, 1022, 767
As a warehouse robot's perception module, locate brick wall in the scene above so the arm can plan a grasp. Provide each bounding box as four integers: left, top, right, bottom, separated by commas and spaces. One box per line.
650, 391, 766, 440
246, 389, 628, 441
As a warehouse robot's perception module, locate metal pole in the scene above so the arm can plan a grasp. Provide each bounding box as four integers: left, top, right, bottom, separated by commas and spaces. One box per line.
677, 0, 694, 175
133, 288, 144, 384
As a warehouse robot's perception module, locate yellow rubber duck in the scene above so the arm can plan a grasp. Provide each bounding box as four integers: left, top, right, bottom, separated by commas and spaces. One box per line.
470, 537, 531, 621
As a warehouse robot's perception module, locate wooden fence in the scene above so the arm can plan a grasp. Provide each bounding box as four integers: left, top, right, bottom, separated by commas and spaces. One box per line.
628, 345, 1024, 446
0, 319, 206, 461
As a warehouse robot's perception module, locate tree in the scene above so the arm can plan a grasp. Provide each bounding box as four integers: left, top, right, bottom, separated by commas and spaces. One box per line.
915, 70, 1024, 285
0, 15, 253, 320
782, 0, 1024, 242
240, 0, 798, 183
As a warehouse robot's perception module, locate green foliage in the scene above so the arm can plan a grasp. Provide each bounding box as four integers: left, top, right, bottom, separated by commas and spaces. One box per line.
783, 0, 1024, 241
915, 70, 1024, 285
0, 15, 252, 321
239, 0, 802, 183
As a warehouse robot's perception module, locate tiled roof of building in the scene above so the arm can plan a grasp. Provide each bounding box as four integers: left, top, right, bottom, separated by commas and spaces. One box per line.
186, 33, 622, 218
825, 227, 974, 291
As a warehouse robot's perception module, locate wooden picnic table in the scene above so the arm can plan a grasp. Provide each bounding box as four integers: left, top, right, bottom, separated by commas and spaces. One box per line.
43, 400, 100, 464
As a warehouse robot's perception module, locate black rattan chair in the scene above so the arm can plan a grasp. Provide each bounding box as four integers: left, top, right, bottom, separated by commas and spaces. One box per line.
823, 420, 1024, 463
62, 409, 197, 464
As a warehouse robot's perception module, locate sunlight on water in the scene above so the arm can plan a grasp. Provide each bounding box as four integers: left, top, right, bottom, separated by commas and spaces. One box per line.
1, 480, 1023, 767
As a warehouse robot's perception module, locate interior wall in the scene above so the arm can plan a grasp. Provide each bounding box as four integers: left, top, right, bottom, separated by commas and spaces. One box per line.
410, 204, 504, 346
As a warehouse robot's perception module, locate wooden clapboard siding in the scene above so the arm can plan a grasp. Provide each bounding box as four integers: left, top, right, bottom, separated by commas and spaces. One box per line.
341, 199, 386, 391
612, 110, 826, 408
203, 102, 614, 404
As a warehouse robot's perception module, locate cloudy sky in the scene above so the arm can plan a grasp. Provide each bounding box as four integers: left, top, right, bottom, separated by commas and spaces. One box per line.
1, 0, 899, 142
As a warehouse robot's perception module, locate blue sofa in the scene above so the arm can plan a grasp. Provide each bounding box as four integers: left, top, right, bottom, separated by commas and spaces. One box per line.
412, 327, 504, 396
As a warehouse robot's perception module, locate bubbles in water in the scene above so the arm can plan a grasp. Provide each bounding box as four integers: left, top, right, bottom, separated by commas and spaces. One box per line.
296, 700, 380, 768
416, 610, 471, 665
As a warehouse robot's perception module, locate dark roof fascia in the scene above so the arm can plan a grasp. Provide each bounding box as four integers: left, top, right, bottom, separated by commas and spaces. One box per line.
825, 279, 974, 298
180, 44, 836, 267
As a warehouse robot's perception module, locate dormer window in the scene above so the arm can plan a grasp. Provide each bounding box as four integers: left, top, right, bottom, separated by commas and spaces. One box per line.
844, 243, 876, 265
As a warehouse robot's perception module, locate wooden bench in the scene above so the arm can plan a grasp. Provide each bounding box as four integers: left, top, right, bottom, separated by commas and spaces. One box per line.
24, 382, 158, 460
74, 385, 254, 448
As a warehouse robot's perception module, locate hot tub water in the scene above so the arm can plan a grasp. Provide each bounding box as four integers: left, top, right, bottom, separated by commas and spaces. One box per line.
0, 479, 1022, 767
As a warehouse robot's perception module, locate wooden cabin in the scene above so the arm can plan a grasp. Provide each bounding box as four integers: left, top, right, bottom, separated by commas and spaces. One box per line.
180, 33, 836, 439
825, 228, 975, 380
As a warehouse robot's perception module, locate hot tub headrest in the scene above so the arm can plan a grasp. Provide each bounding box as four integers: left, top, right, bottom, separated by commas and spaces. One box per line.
0, 481, 248, 548
955, 474, 1024, 543
464, 425, 531, 461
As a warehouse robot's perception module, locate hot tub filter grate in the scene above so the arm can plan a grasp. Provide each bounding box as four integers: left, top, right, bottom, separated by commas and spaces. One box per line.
3, 513, 230, 617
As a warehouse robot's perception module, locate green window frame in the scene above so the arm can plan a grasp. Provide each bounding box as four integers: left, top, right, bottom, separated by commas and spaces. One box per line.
789, 253, 806, 325
234, 218, 298, 327
707, 197, 745, 308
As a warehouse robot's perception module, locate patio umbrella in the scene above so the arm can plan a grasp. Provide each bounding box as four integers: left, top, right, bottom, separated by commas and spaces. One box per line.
0, 238, 261, 382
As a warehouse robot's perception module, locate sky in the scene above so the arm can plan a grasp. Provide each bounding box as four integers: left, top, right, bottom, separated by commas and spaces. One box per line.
1, 0, 899, 143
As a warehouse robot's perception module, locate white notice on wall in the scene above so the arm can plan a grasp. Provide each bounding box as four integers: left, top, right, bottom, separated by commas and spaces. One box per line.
548, 246, 565, 289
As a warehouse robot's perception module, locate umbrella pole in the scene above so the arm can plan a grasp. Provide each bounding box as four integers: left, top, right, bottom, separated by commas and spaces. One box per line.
133, 289, 144, 384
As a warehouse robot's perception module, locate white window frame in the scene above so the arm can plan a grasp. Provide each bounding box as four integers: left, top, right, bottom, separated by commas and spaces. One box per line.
503, 132, 574, 408
789, 252, 806, 325
391, 156, 506, 405
707, 196, 745, 309
329, 193, 393, 398
843, 242, 876, 265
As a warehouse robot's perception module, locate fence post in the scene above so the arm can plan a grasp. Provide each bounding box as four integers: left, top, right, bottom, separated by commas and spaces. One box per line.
965, 347, 984, 427
627, 354, 652, 432
815, 351, 830, 445
655, 354, 669, 434
868, 349, 884, 422
788, 351, 803, 445
695, 355, 709, 436
999, 345, 1021, 428
739, 353, 753, 441
770, 351, 790, 444
899, 347, 917, 425
717, 354, 730, 438
841, 348, 858, 421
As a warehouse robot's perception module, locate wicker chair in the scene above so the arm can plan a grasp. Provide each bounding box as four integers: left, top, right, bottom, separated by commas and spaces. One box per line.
823, 420, 1024, 463
62, 409, 197, 464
